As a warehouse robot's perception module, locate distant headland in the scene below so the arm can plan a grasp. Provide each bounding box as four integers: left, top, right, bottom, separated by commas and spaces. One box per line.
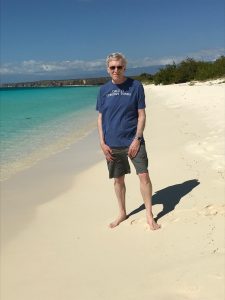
0, 77, 110, 88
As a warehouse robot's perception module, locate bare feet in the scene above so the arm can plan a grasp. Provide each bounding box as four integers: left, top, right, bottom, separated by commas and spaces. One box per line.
147, 215, 161, 230
109, 214, 127, 228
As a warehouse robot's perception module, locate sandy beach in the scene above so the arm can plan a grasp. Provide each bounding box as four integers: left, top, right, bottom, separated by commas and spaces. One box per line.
1, 79, 224, 300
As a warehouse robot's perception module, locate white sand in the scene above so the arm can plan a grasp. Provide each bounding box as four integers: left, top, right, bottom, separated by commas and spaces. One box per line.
1, 79, 225, 300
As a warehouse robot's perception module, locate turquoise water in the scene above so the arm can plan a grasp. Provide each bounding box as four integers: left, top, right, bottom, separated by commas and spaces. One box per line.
0, 86, 99, 180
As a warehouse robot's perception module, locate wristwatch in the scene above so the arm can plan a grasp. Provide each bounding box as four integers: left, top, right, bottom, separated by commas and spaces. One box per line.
134, 136, 142, 142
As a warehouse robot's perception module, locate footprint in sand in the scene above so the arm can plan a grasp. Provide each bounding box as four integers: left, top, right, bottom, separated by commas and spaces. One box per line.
198, 204, 225, 217
212, 273, 223, 279
130, 218, 144, 225
130, 218, 157, 231
171, 217, 180, 223
130, 219, 137, 225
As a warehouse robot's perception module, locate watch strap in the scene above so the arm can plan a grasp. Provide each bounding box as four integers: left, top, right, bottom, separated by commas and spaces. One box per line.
134, 136, 142, 141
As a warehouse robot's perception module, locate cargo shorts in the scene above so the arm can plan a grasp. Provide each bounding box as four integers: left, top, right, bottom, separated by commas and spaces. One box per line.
107, 144, 149, 179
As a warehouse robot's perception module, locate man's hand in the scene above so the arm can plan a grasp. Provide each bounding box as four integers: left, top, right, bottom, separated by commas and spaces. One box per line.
101, 143, 113, 161
128, 139, 140, 158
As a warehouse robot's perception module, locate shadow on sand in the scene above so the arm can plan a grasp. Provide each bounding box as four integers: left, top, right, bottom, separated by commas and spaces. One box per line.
127, 179, 200, 221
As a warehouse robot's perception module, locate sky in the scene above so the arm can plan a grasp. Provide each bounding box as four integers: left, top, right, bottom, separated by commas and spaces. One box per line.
0, 0, 224, 83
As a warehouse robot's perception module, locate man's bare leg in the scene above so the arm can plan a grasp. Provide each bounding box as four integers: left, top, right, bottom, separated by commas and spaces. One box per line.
109, 175, 127, 228
138, 173, 161, 230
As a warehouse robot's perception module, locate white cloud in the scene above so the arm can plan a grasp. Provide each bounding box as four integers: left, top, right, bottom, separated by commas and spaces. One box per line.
0, 58, 106, 75
187, 48, 225, 61
129, 48, 225, 68
0, 48, 224, 76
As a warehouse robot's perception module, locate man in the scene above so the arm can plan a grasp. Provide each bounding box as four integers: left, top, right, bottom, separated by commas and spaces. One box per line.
96, 52, 160, 230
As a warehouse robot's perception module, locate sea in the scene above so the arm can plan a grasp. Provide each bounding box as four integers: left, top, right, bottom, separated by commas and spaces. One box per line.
0, 86, 99, 181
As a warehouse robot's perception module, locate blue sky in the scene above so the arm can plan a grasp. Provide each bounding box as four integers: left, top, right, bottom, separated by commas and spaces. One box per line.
1, 0, 224, 82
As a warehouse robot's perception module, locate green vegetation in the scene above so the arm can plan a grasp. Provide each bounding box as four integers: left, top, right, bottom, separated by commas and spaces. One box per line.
1, 56, 224, 88
136, 56, 225, 85
135, 73, 154, 84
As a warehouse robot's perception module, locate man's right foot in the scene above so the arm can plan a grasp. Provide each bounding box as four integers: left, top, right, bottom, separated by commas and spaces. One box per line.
109, 214, 127, 228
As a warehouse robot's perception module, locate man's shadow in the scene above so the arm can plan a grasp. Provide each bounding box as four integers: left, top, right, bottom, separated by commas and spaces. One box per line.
127, 179, 200, 221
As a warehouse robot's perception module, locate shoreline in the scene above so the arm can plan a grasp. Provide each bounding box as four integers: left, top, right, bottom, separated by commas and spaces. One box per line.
0, 85, 98, 89
1, 80, 224, 300
0, 128, 103, 245
0, 122, 97, 182
0, 85, 99, 181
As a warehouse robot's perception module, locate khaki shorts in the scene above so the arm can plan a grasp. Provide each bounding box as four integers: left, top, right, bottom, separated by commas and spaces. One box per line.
107, 144, 149, 179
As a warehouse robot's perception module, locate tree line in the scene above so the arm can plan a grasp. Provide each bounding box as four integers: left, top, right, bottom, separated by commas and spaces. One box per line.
135, 55, 225, 85
1, 56, 224, 88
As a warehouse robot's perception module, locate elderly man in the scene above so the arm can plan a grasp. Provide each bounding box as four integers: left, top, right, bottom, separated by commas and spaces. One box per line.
96, 52, 160, 230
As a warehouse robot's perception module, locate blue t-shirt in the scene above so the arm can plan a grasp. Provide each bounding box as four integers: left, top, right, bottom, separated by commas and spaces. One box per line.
96, 78, 146, 147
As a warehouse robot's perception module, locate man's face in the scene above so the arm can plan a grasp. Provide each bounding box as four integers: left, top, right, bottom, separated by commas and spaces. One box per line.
107, 59, 126, 83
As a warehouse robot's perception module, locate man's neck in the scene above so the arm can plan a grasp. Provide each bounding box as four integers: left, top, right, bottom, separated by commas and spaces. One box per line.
112, 76, 127, 85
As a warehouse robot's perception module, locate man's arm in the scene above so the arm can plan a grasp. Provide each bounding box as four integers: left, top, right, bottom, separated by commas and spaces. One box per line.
135, 108, 146, 138
97, 112, 113, 161
97, 112, 105, 146
128, 109, 146, 158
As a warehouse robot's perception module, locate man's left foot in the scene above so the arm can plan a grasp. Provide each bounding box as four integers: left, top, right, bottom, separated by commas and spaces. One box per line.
147, 216, 161, 230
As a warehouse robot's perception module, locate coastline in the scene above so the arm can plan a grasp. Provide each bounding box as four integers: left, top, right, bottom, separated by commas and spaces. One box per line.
1, 80, 224, 300
0, 128, 103, 244
0, 86, 99, 181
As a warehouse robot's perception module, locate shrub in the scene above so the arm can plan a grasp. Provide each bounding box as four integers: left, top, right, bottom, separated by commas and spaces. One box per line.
154, 63, 177, 85
174, 58, 198, 83
150, 55, 225, 85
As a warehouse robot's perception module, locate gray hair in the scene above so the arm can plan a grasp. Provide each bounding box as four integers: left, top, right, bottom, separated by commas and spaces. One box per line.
106, 52, 127, 67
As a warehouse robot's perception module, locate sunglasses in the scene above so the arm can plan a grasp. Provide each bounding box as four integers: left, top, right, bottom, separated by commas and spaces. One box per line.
109, 65, 124, 70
